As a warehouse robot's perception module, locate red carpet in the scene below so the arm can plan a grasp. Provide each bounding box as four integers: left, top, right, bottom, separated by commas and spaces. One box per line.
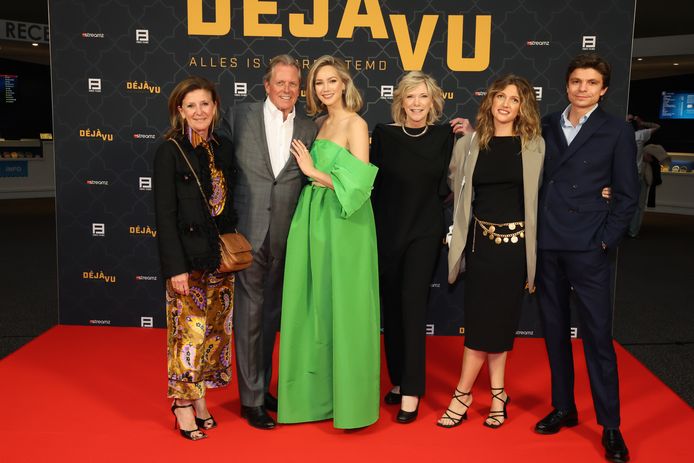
1, 326, 690, 462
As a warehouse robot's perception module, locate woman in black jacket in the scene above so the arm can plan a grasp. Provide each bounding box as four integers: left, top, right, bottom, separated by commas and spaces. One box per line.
370, 72, 463, 423
154, 76, 237, 441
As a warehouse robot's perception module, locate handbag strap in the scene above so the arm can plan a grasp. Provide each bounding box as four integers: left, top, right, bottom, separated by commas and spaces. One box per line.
169, 138, 224, 238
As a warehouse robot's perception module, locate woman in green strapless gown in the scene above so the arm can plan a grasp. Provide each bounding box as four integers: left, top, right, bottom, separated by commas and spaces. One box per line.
278, 56, 380, 429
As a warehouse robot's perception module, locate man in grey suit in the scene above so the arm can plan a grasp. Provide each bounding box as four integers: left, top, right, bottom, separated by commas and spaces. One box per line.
219, 55, 318, 429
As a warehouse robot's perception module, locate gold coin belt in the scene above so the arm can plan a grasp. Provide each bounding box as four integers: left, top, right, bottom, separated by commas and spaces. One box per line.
472, 215, 525, 252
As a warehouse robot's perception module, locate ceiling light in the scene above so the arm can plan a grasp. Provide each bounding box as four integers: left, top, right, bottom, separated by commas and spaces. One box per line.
673, 62, 680, 66
31, 43, 39, 47
636, 58, 643, 61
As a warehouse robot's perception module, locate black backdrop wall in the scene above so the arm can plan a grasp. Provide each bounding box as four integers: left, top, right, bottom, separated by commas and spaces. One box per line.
50, 0, 636, 335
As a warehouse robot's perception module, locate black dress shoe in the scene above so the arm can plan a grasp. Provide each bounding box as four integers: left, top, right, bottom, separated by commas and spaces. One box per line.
534, 408, 578, 434
396, 408, 418, 423
264, 393, 278, 412
602, 428, 629, 463
241, 406, 276, 430
384, 391, 402, 405
396, 399, 419, 424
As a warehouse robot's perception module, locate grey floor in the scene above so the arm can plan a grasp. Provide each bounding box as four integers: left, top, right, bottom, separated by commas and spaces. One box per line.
1, 198, 692, 406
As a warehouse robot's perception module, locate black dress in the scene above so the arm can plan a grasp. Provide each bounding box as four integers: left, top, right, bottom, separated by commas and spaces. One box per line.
464, 136, 526, 353
371, 123, 453, 395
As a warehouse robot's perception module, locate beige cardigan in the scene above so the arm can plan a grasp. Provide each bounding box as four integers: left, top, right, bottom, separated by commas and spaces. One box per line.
447, 133, 545, 290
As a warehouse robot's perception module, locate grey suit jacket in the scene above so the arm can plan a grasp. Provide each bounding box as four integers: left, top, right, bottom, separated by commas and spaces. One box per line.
447, 133, 545, 290
219, 101, 318, 258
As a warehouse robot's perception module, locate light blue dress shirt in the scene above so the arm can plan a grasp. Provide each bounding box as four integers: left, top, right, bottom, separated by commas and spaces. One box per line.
560, 104, 599, 145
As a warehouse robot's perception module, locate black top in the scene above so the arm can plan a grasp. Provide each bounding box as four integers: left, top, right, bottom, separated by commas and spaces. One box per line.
472, 136, 524, 223
153, 134, 237, 279
371, 123, 454, 253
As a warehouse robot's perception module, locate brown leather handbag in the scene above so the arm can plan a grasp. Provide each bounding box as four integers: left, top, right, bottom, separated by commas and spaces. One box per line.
217, 231, 252, 272
170, 139, 253, 272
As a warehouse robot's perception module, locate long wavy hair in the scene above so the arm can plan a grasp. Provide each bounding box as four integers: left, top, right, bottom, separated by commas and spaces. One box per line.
164, 76, 220, 140
475, 74, 541, 150
391, 71, 444, 126
305, 55, 362, 116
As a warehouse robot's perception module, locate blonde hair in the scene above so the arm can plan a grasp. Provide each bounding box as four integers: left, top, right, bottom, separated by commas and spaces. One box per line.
475, 74, 541, 150
391, 71, 444, 125
305, 55, 362, 116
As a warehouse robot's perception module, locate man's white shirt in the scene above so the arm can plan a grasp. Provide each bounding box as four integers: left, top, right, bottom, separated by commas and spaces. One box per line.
263, 98, 295, 178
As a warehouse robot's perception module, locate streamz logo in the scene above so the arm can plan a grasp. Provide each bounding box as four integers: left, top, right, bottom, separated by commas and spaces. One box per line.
81, 32, 104, 39
380, 85, 394, 99
474, 90, 487, 97
234, 82, 247, 96
135, 29, 149, 44
89, 319, 111, 325
133, 133, 156, 140
139, 177, 152, 191
88, 78, 101, 93
582, 36, 596, 50
526, 40, 550, 46
86, 179, 109, 186
92, 223, 105, 237
534, 87, 543, 101
141, 317, 154, 328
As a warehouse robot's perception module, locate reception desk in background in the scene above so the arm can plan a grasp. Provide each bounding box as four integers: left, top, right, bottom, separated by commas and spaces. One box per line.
655, 152, 694, 216
0, 139, 55, 199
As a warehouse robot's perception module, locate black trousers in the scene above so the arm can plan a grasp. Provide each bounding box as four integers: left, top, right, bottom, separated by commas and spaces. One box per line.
380, 235, 441, 396
536, 248, 621, 428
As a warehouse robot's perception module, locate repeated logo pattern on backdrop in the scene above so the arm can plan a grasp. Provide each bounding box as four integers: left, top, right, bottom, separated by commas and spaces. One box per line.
50, 0, 636, 333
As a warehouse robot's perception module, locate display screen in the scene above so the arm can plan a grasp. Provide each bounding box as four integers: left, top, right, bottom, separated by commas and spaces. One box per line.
1, 74, 18, 103
659, 91, 694, 120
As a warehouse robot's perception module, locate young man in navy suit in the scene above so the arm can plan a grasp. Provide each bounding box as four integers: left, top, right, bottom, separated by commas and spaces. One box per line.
534, 54, 638, 463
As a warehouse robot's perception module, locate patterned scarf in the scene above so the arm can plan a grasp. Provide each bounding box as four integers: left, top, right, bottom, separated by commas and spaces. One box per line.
188, 128, 226, 217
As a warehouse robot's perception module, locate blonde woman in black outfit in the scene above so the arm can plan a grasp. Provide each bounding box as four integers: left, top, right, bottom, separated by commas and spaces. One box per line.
371, 72, 470, 424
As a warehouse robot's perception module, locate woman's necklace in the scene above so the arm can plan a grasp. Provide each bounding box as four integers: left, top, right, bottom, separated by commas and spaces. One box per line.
401, 124, 428, 137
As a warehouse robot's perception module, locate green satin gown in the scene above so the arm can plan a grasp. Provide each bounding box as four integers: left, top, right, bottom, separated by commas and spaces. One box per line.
278, 139, 381, 429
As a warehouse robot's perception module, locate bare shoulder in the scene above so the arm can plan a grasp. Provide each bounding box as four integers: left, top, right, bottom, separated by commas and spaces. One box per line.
346, 114, 368, 141
346, 114, 368, 132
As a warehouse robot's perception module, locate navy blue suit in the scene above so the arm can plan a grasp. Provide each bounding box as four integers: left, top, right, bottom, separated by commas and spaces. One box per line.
537, 106, 638, 428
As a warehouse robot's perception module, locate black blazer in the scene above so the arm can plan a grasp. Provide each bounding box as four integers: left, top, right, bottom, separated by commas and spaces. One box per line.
153, 134, 237, 279
538, 107, 639, 251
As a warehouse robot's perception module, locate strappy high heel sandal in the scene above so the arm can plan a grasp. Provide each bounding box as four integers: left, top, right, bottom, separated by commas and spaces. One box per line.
171, 401, 208, 441
483, 387, 510, 429
195, 415, 217, 430
437, 388, 471, 428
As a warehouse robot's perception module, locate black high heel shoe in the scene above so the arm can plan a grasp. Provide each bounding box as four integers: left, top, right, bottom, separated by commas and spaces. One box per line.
195, 415, 217, 430
483, 387, 510, 429
437, 388, 471, 428
396, 397, 419, 424
171, 401, 207, 441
